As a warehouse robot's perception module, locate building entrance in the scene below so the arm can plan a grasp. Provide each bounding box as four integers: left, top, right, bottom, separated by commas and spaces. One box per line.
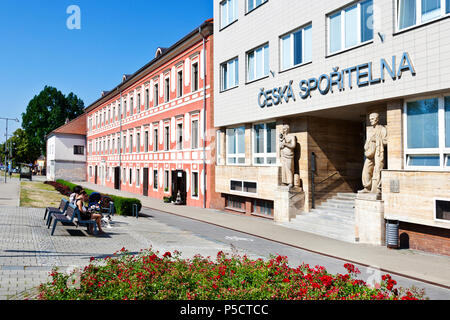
171, 170, 186, 205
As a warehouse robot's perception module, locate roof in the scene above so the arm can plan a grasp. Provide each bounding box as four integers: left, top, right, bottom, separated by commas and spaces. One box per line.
48, 113, 86, 138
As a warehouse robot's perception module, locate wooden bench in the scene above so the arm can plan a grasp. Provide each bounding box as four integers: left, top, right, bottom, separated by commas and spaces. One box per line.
44, 198, 69, 222
50, 203, 97, 236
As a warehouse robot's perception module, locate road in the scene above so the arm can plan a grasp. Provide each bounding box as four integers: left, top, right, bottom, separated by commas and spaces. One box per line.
141, 207, 450, 300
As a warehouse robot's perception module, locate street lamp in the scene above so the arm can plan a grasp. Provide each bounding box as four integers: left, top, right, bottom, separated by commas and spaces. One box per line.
0, 117, 19, 183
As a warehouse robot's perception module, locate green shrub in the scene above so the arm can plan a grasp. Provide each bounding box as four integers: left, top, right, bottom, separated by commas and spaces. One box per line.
55, 180, 142, 216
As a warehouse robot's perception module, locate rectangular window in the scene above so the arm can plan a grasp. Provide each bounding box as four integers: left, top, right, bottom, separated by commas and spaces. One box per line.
123, 100, 127, 117
281, 25, 312, 71
191, 119, 199, 149
221, 57, 239, 91
435, 199, 450, 221
253, 122, 276, 165
165, 78, 170, 103
164, 170, 169, 192
247, 0, 267, 12
73, 145, 84, 155
129, 168, 133, 185
328, 0, 373, 55
247, 44, 269, 82
164, 126, 170, 151
226, 195, 244, 210
129, 134, 133, 153
243, 181, 257, 193
154, 84, 159, 106
220, 0, 238, 29
253, 199, 274, 217
177, 70, 183, 98
137, 133, 141, 153
192, 172, 199, 197
230, 180, 243, 191
123, 168, 126, 184
145, 89, 149, 109
405, 96, 450, 169
137, 94, 141, 113
226, 126, 245, 164
192, 62, 199, 92
397, 0, 449, 30
130, 97, 134, 116
136, 169, 140, 187
153, 128, 159, 152
177, 123, 183, 150
153, 170, 158, 190
145, 131, 149, 153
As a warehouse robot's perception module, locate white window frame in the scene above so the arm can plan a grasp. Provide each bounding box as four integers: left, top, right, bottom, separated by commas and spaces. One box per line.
396, 0, 450, 32
327, 0, 374, 56
153, 169, 158, 190
191, 171, 199, 199
164, 76, 170, 103
176, 121, 184, 150
164, 170, 170, 194
129, 168, 133, 186
252, 121, 277, 166
216, 130, 223, 165
164, 123, 170, 151
220, 0, 238, 29
403, 93, 450, 171
136, 168, 140, 187
247, 0, 268, 13
191, 60, 199, 92
177, 69, 183, 98
246, 43, 270, 82
226, 126, 246, 165
280, 24, 312, 71
220, 57, 239, 91
191, 117, 199, 149
434, 197, 450, 223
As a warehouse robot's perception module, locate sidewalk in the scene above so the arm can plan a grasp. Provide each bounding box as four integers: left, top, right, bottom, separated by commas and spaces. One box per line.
76, 181, 450, 288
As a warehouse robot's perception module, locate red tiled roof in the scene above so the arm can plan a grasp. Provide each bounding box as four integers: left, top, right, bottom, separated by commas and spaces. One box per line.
50, 113, 86, 136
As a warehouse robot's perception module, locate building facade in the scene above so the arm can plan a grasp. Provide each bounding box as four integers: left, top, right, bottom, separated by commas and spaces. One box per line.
46, 114, 87, 182
214, 0, 450, 255
86, 20, 221, 209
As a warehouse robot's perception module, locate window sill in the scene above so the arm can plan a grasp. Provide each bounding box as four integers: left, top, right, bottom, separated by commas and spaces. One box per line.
245, 75, 270, 86
278, 61, 312, 74
394, 14, 450, 36
219, 19, 238, 32
245, 1, 268, 16
326, 40, 373, 59
225, 206, 246, 213
220, 85, 239, 94
251, 212, 274, 220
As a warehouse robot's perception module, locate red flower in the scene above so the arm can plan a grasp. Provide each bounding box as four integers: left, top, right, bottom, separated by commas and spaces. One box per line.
163, 252, 172, 258
282, 278, 290, 283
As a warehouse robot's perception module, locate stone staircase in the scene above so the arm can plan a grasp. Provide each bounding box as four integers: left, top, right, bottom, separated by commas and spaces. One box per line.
278, 193, 357, 243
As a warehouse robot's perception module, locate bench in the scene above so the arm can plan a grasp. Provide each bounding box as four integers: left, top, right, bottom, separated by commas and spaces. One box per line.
50, 203, 97, 236
44, 198, 69, 222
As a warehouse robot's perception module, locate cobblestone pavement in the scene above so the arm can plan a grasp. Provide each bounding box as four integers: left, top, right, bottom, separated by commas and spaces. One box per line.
0, 206, 259, 300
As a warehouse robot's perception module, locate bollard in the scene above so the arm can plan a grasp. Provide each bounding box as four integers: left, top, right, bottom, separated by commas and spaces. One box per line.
109, 202, 115, 216
132, 204, 139, 219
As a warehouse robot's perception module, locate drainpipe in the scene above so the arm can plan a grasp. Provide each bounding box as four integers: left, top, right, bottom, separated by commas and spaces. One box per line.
199, 26, 208, 209
118, 88, 123, 190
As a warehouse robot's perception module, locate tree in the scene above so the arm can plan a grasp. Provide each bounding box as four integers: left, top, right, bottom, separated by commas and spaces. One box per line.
0, 128, 40, 166
21, 86, 85, 157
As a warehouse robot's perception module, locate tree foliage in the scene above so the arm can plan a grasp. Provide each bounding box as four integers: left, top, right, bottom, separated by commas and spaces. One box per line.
21, 86, 85, 156
0, 128, 41, 166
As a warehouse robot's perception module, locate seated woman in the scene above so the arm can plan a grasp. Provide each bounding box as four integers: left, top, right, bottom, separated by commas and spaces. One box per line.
75, 191, 105, 235
69, 185, 83, 205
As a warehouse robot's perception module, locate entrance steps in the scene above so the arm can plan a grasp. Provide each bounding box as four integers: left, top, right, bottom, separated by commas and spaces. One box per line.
277, 193, 357, 243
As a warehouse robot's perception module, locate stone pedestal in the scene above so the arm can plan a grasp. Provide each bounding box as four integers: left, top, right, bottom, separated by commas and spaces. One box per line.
355, 193, 385, 245
274, 185, 304, 222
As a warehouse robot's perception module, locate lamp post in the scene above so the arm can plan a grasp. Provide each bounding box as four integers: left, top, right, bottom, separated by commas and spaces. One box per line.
0, 117, 19, 183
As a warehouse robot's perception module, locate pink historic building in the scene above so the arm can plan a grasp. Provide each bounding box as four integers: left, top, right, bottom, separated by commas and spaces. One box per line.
85, 20, 221, 209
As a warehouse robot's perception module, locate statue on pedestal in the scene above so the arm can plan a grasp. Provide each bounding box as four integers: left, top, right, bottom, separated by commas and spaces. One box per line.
359, 112, 387, 195
279, 124, 296, 188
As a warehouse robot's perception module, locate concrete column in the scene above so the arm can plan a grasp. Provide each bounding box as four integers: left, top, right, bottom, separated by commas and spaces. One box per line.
386, 100, 404, 170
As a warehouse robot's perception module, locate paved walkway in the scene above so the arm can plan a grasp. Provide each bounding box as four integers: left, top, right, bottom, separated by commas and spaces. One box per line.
76, 181, 450, 289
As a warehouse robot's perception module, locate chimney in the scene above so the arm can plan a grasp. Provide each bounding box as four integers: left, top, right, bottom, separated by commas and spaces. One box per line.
65, 118, 70, 124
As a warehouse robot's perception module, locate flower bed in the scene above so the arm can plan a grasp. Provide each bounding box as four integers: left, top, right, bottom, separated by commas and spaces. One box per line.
37, 249, 423, 300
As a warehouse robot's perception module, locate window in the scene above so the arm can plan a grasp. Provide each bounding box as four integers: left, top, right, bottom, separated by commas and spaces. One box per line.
253, 199, 274, 217
247, 0, 267, 12
253, 122, 276, 165
137, 133, 141, 153
230, 180, 257, 193
435, 199, 450, 222
191, 119, 199, 149
123, 100, 127, 117
226, 195, 244, 210
165, 78, 170, 103
220, 0, 238, 29
177, 123, 183, 150
129, 168, 133, 185
129, 134, 133, 153
74, 145, 84, 155
221, 57, 239, 91
405, 96, 450, 169
154, 83, 159, 106
137, 93, 141, 113
89, 166, 92, 177
153, 170, 158, 190
164, 170, 169, 192
130, 97, 134, 116
216, 130, 222, 165
247, 44, 269, 82
177, 70, 183, 98
226, 126, 245, 164
328, 0, 373, 55
145, 88, 149, 109
192, 172, 199, 197
136, 169, 140, 187
153, 128, 159, 152
123, 168, 126, 184
164, 126, 170, 151
192, 62, 199, 92
281, 25, 312, 71
397, 0, 449, 30
145, 131, 149, 153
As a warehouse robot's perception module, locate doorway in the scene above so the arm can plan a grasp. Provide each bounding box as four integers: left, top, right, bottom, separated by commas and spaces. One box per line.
94, 166, 98, 184
114, 167, 120, 190
171, 170, 186, 205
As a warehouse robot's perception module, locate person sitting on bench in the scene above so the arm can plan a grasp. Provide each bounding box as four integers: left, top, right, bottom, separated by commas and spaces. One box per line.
76, 191, 105, 235
69, 185, 83, 205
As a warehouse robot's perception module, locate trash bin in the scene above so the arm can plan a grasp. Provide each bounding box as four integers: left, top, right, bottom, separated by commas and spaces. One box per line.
385, 220, 399, 249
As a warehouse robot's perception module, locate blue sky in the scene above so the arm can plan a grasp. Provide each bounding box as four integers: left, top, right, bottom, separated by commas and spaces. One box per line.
0, 0, 213, 139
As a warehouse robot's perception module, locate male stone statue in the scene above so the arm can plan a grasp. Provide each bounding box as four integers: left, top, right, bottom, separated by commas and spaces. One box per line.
359, 112, 387, 194
279, 124, 296, 188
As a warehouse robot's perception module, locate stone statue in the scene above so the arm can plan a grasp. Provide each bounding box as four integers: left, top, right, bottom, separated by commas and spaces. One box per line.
359, 112, 387, 194
279, 124, 296, 188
